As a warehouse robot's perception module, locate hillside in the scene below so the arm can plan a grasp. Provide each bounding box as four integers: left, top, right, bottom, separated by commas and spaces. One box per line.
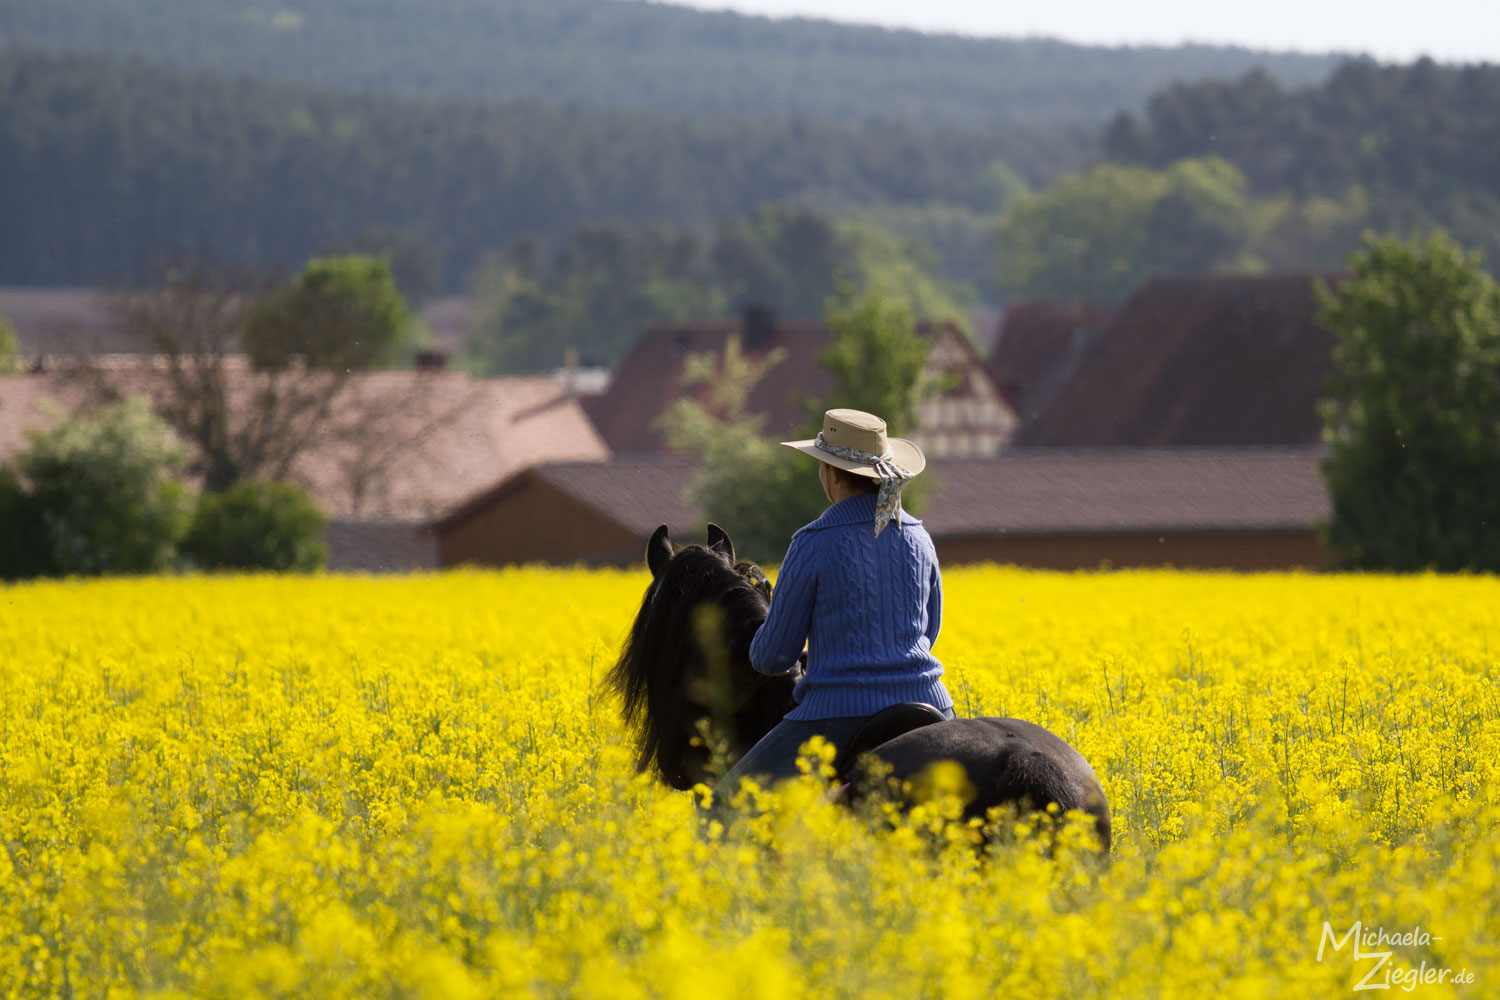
1107, 60, 1500, 201
0, 48, 1087, 287
0, 0, 1340, 126
1102, 59, 1500, 265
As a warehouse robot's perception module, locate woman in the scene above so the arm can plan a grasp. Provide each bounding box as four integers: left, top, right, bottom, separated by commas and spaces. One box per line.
709, 407, 955, 807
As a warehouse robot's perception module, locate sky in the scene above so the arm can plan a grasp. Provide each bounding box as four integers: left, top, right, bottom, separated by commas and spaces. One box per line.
667, 0, 1500, 63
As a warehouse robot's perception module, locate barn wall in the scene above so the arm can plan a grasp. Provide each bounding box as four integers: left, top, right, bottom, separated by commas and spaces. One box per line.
935, 530, 1327, 571
435, 478, 641, 567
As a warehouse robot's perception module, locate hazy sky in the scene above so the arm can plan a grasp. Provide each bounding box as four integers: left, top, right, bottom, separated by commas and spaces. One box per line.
668, 0, 1500, 63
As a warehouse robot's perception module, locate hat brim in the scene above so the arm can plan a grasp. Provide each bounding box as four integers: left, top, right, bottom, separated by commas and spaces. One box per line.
780, 436, 926, 478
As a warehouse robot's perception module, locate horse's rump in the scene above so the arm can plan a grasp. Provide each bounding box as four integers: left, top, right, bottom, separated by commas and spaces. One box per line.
849, 717, 1112, 851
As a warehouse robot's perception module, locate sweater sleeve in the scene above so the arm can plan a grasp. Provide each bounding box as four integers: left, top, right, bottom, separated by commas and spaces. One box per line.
749, 532, 817, 675
924, 555, 943, 647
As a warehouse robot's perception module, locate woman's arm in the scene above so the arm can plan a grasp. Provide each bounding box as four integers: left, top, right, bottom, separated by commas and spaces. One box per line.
749, 533, 817, 675
924, 556, 942, 646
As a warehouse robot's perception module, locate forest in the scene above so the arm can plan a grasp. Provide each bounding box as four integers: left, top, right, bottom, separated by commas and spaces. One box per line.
1102, 61, 1500, 263
0, 0, 1338, 126
1106, 60, 1500, 199
464, 207, 973, 371
2, 11, 1498, 373
0, 48, 1082, 288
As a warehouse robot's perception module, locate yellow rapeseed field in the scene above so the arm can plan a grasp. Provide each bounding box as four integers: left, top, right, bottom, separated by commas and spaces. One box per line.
2, 567, 1497, 998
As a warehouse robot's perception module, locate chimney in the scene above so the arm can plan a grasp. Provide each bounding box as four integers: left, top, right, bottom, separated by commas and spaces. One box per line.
742, 305, 777, 351
414, 349, 448, 371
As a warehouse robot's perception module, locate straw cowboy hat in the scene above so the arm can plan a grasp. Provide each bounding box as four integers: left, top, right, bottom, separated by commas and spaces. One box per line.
781, 408, 926, 478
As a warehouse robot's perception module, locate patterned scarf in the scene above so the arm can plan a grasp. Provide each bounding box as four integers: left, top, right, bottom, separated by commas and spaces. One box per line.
814, 433, 914, 538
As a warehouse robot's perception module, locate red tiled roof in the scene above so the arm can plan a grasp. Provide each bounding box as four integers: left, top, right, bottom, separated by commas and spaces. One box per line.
920, 448, 1328, 535
583, 317, 1014, 455
0, 365, 609, 520
988, 301, 1116, 418
582, 320, 835, 452
287, 372, 609, 519
1016, 274, 1340, 447
579, 316, 1014, 452
433, 447, 1328, 544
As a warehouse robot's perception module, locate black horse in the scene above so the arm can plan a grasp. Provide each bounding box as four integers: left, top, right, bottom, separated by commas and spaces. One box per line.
608, 523, 1111, 852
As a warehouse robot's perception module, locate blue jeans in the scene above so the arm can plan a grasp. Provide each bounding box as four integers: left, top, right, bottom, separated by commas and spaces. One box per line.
709, 705, 957, 810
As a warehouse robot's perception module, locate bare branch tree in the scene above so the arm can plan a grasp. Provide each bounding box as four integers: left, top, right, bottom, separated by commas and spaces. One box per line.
316, 370, 488, 517
103, 259, 271, 490
67, 257, 483, 518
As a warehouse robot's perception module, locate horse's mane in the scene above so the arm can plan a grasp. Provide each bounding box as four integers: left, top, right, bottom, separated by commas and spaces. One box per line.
608, 544, 773, 788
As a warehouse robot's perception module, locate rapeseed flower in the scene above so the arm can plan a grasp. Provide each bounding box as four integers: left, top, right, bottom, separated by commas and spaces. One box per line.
0, 567, 1495, 997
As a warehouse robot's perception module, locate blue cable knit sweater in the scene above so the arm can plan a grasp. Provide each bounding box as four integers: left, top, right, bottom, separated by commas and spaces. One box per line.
748, 492, 953, 721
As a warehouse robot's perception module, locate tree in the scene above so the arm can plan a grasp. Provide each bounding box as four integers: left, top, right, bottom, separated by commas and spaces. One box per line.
465, 223, 727, 373
713, 207, 844, 317
0, 315, 20, 373
81, 258, 475, 504
242, 255, 416, 372
997, 163, 1166, 302
0, 466, 51, 579
819, 286, 940, 514
996, 158, 1257, 302
1318, 232, 1500, 571
1246, 186, 1374, 272
463, 208, 969, 375
95, 259, 350, 492
17, 396, 193, 575
844, 201, 1007, 300
657, 334, 825, 563
659, 286, 941, 562
820, 287, 934, 437
320, 225, 444, 308
969, 160, 1030, 213
836, 219, 975, 326
1139, 158, 1254, 274
182, 480, 328, 572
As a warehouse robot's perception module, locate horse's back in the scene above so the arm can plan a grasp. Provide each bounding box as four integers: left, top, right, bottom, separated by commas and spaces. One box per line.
860, 716, 1111, 851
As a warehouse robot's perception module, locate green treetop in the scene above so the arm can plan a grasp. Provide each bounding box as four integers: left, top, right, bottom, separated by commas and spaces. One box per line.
1318, 231, 1500, 571
243, 255, 416, 372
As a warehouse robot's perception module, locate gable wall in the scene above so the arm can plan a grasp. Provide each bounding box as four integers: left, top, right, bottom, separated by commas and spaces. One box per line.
915, 329, 1018, 457
435, 477, 643, 568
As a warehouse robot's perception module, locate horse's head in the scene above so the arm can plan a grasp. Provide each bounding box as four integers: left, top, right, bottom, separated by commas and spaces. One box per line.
608, 523, 795, 790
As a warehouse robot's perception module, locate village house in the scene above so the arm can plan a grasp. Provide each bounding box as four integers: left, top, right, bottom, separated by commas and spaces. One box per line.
428, 456, 700, 568
1005, 273, 1340, 448
986, 300, 1116, 426
431, 275, 1348, 572
4, 278, 1348, 574
428, 447, 1330, 572
581, 308, 1017, 458
0, 359, 609, 570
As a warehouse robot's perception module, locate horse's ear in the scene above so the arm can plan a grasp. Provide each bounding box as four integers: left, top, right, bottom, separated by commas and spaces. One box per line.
646, 525, 673, 578
706, 523, 734, 563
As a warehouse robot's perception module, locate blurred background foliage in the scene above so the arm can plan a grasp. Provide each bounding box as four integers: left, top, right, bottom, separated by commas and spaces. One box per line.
1, 34, 1496, 370
0, 397, 330, 579
0, 0, 1338, 124
658, 287, 937, 562
3, 0, 1499, 574
1318, 233, 1500, 572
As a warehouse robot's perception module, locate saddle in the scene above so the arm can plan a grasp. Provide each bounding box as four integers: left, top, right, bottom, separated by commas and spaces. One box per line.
832, 702, 948, 783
